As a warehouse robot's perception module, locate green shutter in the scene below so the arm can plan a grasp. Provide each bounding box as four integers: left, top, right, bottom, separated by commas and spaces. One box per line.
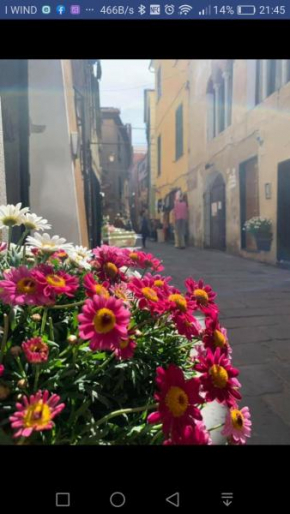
175, 104, 183, 160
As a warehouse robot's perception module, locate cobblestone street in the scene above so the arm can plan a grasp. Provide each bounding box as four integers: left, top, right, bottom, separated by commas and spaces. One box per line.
150, 241, 290, 444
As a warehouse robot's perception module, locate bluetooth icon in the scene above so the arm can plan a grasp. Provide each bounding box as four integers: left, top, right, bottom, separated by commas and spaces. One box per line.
138, 4, 146, 14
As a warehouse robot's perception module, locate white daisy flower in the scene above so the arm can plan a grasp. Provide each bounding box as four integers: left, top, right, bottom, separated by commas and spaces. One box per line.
0, 203, 29, 229
70, 245, 93, 261
67, 252, 91, 270
22, 213, 51, 232
26, 233, 74, 254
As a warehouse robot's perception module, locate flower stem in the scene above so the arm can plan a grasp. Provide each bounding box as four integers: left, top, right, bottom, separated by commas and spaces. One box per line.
49, 317, 54, 341
40, 308, 48, 335
16, 229, 30, 248
98, 353, 115, 370
94, 403, 158, 428
50, 300, 85, 310
7, 226, 12, 251
0, 313, 9, 364
209, 423, 224, 432
33, 365, 41, 392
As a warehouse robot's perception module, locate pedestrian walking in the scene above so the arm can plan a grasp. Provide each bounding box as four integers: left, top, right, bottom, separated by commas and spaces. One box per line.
140, 210, 150, 248
173, 193, 188, 249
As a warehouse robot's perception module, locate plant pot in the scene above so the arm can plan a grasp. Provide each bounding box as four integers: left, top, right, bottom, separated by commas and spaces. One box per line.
254, 234, 272, 252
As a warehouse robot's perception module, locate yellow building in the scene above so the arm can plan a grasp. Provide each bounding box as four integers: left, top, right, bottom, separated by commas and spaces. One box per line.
152, 60, 190, 232
188, 59, 290, 264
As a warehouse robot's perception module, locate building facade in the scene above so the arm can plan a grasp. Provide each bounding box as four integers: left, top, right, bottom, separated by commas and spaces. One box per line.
188, 59, 290, 264
28, 59, 103, 248
144, 88, 157, 219
0, 59, 103, 247
152, 59, 190, 237
128, 152, 147, 232
100, 108, 132, 223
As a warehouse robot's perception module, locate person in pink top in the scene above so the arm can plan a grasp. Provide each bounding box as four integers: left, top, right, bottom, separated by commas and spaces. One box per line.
173, 193, 188, 249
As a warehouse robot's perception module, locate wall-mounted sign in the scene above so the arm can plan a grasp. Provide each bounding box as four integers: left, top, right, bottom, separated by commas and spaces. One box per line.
211, 202, 218, 216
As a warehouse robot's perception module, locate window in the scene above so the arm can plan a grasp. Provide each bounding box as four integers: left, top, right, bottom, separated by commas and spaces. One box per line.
175, 104, 183, 160
267, 60, 277, 96
157, 135, 161, 176
157, 67, 162, 101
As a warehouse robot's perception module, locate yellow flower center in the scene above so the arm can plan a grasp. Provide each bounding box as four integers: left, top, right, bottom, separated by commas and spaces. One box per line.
46, 274, 66, 287
209, 365, 229, 389
104, 262, 118, 278
194, 288, 209, 305
129, 252, 139, 261
23, 400, 52, 429
114, 287, 127, 300
165, 386, 189, 417
120, 339, 129, 349
141, 287, 158, 302
168, 293, 187, 312
230, 409, 244, 430
17, 278, 37, 294
93, 308, 116, 334
94, 284, 110, 298
2, 215, 19, 227
154, 280, 164, 287
214, 330, 226, 348
24, 221, 37, 230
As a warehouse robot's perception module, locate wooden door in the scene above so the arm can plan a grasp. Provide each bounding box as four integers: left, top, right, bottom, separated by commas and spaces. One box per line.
277, 160, 290, 262
210, 174, 226, 250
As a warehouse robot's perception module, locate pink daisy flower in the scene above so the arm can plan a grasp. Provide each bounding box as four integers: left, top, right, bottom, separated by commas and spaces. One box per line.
9, 390, 65, 438
164, 421, 212, 445
222, 406, 252, 444
166, 289, 196, 314
83, 273, 110, 299
22, 337, 49, 364
194, 347, 241, 407
172, 311, 202, 340
0, 266, 48, 306
128, 276, 166, 314
185, 278, 218, 315
0, 364, 4, 377
92, 245, 127, 281
33, 264, 79, 300
148, 364, 203, 443
114, 337, 137, 360
0, 242, 7, 253
110, 282, 132, 305
126, 250, 164, 272
78, 295, 131, 351
202, 314, 231, 357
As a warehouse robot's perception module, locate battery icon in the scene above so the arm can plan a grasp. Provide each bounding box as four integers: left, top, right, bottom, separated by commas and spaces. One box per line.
237, 5, 256, 15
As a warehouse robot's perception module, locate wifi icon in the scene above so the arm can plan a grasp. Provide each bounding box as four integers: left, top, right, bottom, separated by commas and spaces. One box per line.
179, 4, 193, 14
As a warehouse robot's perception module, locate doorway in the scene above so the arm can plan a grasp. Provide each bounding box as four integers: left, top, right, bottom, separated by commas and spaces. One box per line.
240, 157, 259, 250
210, 173, 226, 250
277, 159, 290, 262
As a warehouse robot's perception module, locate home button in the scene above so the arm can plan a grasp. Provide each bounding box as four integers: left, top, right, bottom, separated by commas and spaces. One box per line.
110, 492, 126, 508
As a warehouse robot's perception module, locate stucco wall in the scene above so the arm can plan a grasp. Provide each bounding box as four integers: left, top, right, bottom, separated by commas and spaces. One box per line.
28, 60, 81, 244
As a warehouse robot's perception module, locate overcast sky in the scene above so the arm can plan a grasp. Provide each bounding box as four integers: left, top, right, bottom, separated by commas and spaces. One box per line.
100, 60, 154, 151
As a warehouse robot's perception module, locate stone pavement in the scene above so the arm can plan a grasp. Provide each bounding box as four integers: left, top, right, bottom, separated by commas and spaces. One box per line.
148, 241, 290, 444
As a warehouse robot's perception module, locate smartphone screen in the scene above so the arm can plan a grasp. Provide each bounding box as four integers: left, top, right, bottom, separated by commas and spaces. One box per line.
0, 4, 288, 512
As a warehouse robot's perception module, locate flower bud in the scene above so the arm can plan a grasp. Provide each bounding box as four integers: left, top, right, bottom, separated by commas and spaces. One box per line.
0, 384, 10, 400
0, 364, 4, 377
10, 346, 22, 358
17, 379, 28, 389
67, 335, 79, 345
31, 313, 42, 322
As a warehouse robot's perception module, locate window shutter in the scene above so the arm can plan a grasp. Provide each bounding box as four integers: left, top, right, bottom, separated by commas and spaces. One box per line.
175, 104, 183, 160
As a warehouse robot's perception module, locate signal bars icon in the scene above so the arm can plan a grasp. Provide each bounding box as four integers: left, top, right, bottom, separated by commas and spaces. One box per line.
199, 5, 211, 15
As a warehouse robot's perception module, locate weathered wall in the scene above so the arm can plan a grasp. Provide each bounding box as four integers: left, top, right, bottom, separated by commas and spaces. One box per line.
28, 59, 81, 244
188, 59, 290, 264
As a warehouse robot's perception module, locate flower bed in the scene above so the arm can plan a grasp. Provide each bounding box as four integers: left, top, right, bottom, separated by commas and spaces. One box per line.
0, 204, 251, 445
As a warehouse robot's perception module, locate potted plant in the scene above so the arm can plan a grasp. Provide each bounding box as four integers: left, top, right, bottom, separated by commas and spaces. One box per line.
244, 216, 273, 252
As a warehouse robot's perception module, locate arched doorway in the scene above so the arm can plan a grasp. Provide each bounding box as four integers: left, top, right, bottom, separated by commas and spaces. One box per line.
204, 172, 226, 251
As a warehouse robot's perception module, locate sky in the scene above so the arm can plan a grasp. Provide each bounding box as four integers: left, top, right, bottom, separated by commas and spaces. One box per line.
99, 60, 155, 151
